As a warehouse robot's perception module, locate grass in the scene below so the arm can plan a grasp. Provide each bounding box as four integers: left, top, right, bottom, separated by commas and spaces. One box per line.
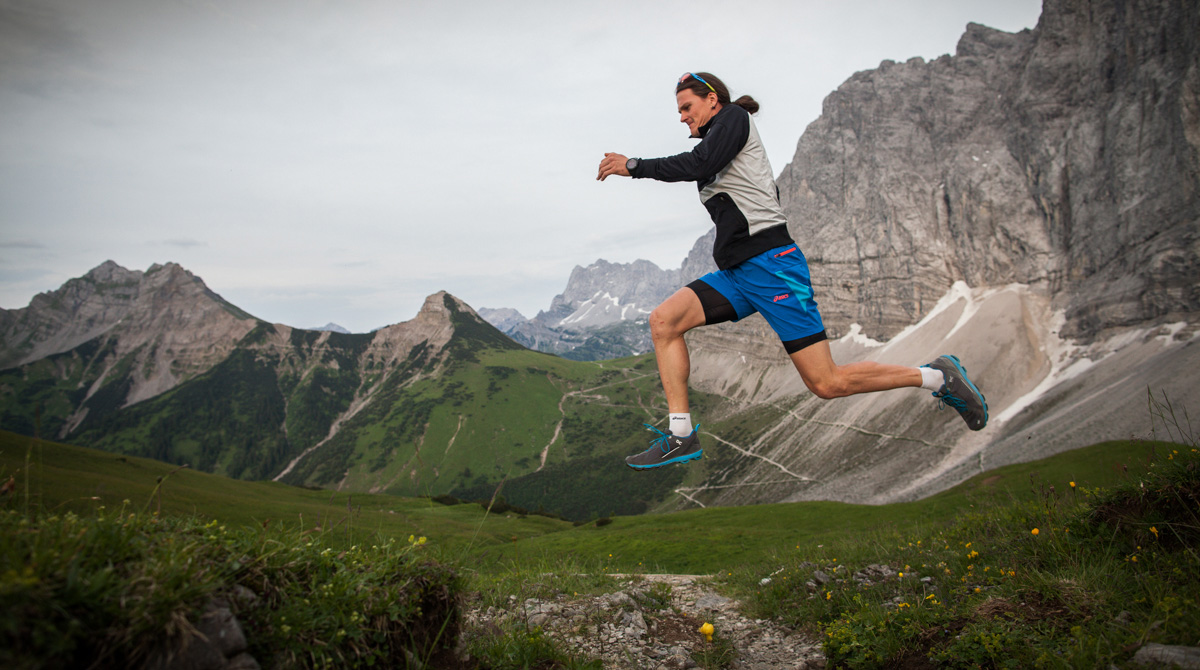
710, 391, 1200, 668
0, 430, 573, 560
2, 390, 1196, 668
463, 438, 1177, 575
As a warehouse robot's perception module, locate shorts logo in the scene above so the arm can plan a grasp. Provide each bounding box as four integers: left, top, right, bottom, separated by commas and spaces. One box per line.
774, 293, 790, 302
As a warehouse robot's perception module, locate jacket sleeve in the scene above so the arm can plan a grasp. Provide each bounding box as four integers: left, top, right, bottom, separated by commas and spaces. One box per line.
632, 107, 749, 183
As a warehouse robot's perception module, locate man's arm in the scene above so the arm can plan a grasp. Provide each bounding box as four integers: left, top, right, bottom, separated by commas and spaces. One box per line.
637, 108, 749, 183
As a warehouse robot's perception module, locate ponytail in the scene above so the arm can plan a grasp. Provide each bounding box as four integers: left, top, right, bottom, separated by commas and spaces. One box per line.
732, 95, 759, 114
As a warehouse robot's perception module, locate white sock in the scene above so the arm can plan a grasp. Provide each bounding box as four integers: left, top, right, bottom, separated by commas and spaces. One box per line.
920, 366, 945, 391
668, 413, 693, 437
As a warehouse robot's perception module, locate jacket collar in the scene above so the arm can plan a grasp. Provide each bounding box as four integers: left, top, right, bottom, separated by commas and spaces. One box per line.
697, 104, 732, 139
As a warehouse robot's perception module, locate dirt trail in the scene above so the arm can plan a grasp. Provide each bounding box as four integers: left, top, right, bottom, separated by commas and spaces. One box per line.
462, 573, 826, 669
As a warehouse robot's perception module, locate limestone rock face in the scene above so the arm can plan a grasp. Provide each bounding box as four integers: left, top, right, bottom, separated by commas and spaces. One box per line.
0, 260, 146, 370
476, 307, 527, 333
491, 232, 718, 359
776, 0, 1200, 341
0, 261, 259, 408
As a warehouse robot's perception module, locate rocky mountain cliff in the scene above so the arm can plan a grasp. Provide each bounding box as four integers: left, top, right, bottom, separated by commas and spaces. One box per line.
0, 262, 508, 481
0, 261, 260, 412
667, 0, 1200, 507
776, 0, 1199, 341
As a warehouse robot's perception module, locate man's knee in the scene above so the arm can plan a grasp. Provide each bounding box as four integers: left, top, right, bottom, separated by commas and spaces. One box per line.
805, 374, 847, 400
650, 305, 685, 342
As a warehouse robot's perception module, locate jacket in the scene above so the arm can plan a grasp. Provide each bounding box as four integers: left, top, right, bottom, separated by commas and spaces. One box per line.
630, 104, 794, 269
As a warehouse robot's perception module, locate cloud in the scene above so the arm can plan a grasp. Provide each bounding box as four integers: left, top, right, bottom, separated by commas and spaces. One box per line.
154, 238, 206, 249
0, 0, 97, 101
0, 0, 1045, 331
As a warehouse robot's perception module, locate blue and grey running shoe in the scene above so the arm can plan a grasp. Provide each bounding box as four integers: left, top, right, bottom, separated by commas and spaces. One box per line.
923, 355, 988, 431
625, 424, 703, 469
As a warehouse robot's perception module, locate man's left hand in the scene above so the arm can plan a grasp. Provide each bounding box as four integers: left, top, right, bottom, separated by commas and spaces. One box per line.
597, 152, 630, 181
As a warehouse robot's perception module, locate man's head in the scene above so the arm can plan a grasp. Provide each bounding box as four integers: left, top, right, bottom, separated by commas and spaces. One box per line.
675, 72, 727, 137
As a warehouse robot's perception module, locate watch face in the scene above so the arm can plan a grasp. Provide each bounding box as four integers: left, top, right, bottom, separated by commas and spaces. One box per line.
626, 158, 638, 171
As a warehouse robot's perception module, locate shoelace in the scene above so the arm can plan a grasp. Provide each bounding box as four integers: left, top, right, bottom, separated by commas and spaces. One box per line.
643, 423, 701, 452
643, 423, 674, 453
932, 389, 969, 413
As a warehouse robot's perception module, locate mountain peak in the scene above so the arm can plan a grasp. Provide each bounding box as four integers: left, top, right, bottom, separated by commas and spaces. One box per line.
0, 261, 256, 372
83, 260, 141, 284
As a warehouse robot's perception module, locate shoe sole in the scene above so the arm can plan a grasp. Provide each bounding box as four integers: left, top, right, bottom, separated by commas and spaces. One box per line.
626, 449, 703, 470
942, 355, 989, 429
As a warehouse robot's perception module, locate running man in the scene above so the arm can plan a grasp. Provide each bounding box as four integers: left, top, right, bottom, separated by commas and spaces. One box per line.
597, 72, 988, 470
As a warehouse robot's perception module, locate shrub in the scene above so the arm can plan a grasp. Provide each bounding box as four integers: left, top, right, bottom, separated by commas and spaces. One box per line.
0, 507, 459, 669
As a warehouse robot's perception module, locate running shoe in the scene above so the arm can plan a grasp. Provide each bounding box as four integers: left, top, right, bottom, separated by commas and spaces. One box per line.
625, 424, 703, 469
923, 355, 988, 431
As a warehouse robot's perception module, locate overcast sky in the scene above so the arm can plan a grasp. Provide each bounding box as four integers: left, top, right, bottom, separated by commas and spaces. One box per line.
1, 0, 1042, 332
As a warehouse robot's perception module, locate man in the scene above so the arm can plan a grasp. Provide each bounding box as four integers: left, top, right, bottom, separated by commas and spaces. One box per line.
598, 72, 987, 470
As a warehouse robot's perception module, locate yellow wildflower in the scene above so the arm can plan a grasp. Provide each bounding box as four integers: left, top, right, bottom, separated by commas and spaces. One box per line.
699, 622, 714, 642
1031, 528, 1039, 536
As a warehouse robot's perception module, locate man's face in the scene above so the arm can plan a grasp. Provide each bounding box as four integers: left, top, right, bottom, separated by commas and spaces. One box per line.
677, 88, 719, 138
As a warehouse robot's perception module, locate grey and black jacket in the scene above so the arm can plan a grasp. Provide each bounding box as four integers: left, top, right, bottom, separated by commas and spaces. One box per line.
630, 104, 794, 270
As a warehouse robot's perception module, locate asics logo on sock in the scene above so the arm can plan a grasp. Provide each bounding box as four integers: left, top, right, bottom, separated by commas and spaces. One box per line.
774, 293, 789, 302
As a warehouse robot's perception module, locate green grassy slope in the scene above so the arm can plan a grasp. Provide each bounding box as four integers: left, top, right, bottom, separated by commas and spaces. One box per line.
0, 430, 569, 556
471, 439, 1175, 574
2, 429, 1174, 576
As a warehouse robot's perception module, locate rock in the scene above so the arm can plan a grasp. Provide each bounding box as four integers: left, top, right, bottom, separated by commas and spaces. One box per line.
197, 601, 248, 658
811, 571, 832, 585
141, 599, 258, 670
143, 640, 227, 670
226, 653, 261, 670
606, 591, 635, 609
695, 592, 731, 610
1132, 644, 1200, 669
229, 585, 259, 610
854, 564, 898, 584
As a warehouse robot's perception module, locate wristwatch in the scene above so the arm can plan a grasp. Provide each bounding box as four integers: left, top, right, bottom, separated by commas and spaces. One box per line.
625, 157, 640, 174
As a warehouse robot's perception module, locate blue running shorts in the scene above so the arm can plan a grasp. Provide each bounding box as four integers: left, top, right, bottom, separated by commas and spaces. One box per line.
687, 244, 828, 354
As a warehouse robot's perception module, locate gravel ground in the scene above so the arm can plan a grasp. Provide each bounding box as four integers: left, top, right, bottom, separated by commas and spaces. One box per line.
460, 574, 827, 669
